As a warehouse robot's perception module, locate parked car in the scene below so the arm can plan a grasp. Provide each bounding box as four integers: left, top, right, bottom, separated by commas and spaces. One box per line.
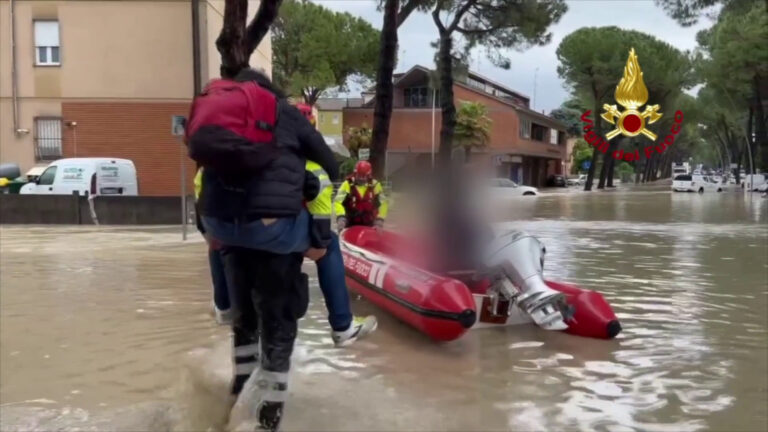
547, 175, 567, 188
672, 174, 723, 193
489, 178, 538, 196
567, 174, 587, 186
20, 158, 138, 196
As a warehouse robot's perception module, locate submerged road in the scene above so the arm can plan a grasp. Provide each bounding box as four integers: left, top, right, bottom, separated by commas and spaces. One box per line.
1, 189, 766, 431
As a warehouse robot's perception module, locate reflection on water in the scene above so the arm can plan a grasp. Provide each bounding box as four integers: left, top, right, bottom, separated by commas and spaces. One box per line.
1, 190, 766, 431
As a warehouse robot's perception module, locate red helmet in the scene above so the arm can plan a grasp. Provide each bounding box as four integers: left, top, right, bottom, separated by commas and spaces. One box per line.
354, 160, 373, 179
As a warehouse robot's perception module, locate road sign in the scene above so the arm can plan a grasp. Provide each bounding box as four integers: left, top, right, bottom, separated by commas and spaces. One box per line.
359, 148, 370, 161
172, 115, 186, 136
581, 160, 591, 171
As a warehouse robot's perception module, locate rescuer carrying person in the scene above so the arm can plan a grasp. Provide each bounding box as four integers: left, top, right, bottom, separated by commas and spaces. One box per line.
334, 160, 388, 231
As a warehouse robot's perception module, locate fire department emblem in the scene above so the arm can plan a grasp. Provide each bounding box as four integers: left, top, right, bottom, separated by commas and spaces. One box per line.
601, 48, 662, 141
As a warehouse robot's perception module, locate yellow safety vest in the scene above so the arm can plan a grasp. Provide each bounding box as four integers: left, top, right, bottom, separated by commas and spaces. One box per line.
305, 161, 333, 219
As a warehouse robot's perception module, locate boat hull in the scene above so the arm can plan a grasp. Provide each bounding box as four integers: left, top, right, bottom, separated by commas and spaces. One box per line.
341, 227, 620, 341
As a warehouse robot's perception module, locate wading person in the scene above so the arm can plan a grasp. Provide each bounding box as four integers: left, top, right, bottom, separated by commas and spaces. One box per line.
186, 68, 339, 431
334, 161, 388, 231
194, 167, 232, 325
304, 160, 377, 346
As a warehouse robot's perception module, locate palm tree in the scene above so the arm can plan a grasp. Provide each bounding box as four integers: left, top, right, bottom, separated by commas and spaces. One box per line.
454, 101, 492, 162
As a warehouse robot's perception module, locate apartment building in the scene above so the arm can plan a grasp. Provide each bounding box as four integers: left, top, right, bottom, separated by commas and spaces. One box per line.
344, 66, 566, 187
0, 0, 271, 195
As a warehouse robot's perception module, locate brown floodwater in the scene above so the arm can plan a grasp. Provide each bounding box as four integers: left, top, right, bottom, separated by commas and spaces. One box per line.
1, 188, 766, 431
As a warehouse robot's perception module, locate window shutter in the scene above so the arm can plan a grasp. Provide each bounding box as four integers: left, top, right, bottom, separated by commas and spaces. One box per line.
35, 21, 60, 47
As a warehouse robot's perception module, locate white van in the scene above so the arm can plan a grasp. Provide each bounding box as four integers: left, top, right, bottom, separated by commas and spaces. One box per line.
672, 174, 723, 193
743, 174, 767, 191
20, 158, 138, 196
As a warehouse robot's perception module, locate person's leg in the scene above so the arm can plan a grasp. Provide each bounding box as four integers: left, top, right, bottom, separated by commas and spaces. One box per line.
316, 233, 353, 332
248, 251, 308, 430
220, 247, 260, 396
208, 247, 231, 315
317, 233, 378, 347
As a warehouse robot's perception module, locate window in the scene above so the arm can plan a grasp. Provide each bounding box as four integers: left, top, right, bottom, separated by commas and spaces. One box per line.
38, 166, 58, 185
404, 87, 428, 108
34, 118, 63, 161
519, 119, 531, 139
531, 123, 548, 141
332, 114, 339, 125
34, 21, 60, 66
498, 178, 518, 188
550, 129, 559, 145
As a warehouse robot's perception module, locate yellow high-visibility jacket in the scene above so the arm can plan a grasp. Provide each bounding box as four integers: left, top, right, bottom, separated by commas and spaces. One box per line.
305, 160, 334, 247
194, 168, 203, 201
334, 179, 388, 220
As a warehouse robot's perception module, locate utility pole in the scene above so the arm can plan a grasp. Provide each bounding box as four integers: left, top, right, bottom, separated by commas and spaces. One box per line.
533, 67, 539, 111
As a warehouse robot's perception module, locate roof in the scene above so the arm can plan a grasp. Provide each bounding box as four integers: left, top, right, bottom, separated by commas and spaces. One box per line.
392, 65, 530, 103
316, 98, 364, 111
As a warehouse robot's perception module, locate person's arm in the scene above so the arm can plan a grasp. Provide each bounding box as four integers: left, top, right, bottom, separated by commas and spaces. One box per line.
334, 180, 350, 218
374, 181, 389, 220
306, 168, 334, 249
291, 104, 340, 181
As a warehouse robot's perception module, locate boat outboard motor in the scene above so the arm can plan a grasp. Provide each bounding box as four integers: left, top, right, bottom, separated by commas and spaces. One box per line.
482, 230, 570, 331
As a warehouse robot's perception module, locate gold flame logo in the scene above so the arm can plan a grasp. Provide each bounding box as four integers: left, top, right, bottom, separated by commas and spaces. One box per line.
601, 48, 662, 141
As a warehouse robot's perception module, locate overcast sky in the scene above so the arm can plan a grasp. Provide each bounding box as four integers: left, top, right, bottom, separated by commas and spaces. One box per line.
311, 0, 715, 113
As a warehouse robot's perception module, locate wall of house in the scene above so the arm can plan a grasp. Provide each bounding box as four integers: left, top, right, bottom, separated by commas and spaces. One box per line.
344, 108, 440, 153
317, 110, 343, 137
61, 102, 196, 196
1, 0, 272, 176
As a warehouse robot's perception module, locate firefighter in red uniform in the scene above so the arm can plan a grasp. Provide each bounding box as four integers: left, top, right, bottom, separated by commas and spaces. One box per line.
334, 161, 388, 231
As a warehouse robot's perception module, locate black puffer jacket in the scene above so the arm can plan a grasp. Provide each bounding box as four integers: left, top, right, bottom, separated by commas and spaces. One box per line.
194, 70, 339, 220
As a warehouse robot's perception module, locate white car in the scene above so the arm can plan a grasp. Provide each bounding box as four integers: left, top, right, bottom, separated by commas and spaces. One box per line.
490, 178, 538, 196
566, 174, 587, 186
672, 174, 723, 193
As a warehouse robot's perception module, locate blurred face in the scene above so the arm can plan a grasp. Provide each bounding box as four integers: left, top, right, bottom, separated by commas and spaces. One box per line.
354, 173, 368, 184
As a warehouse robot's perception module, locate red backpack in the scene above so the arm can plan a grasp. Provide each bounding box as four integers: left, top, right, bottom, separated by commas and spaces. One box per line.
186, 79, 278, 171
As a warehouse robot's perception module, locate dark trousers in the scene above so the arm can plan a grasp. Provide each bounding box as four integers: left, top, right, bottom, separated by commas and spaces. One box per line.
208, 247, 230, 311
221, 247, 309, 395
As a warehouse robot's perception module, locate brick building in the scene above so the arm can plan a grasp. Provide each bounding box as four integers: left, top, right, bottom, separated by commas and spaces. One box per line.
343, 66, 566, 187
0, 0, 271, 195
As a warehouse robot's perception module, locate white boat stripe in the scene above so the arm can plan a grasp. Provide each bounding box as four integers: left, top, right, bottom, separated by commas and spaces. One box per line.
368, 263, 380, 284
375, 263, 388, 287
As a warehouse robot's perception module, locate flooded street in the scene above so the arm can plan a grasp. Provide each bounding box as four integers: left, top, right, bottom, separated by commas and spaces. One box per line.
1, 189, 766, 431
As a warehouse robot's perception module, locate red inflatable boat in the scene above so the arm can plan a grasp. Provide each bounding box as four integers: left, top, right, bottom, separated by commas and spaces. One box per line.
341, 226, 621, 341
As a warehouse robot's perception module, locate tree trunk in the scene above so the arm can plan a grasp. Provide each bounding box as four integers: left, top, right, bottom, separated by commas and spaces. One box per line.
584, 96, 603, 192
747, 106, 755, 174
217, 0, 249, 78
598, 138, 618, 188
437, 33, 456, 170
606, 138, 622, 187
464, 146, 471, 163
369, 0, 399, 179
753, 76, 767, 171
245, 0, 282, 56
642, 152, 653, 183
